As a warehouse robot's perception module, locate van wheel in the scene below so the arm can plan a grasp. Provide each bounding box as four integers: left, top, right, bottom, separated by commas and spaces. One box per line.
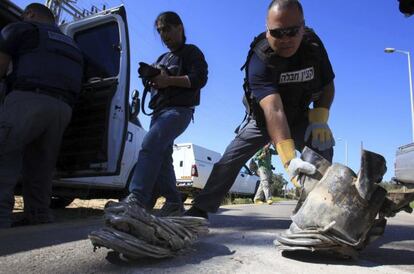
50, 196, 74, 209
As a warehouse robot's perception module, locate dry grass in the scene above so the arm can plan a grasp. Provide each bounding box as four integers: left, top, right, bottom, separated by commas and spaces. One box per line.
222, 196, 289, 205
12, 196, 170, 223
13, 196, 167, 212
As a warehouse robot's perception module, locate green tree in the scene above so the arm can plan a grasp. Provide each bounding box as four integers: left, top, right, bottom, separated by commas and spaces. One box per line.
270, 173, 288, 197
379, 181, 401, 191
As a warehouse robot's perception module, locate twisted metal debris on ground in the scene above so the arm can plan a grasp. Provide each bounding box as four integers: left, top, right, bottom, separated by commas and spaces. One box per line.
275, 147, 414, 259
89, 200, 209, 259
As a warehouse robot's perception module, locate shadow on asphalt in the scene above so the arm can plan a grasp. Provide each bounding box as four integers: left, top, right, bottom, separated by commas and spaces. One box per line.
360, 223, 414, 266
12, 207, 104, 223
362, 247, 414, 266
279, 224, 414, 267
369, 223, 414, 246
97, 241, 234, 270
0, 208, 104, 257
281, 247, 414, 267
210, 213, 292, 230
52, 207, 104, 221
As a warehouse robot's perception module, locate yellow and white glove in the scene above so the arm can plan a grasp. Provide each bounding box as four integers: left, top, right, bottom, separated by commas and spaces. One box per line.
276, 139, 316, 188
304, 108, 335, 151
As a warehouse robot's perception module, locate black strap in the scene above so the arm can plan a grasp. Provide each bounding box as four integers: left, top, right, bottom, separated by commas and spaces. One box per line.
235, 35, 266, 133
140, 80, 155, 116
240, 32, 267, 71
139, 54, 170, 116
234, 112, 248, 134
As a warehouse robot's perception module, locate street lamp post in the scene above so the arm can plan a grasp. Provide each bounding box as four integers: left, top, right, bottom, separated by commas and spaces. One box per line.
384, 47, 414, 142
337, 138, 348, 166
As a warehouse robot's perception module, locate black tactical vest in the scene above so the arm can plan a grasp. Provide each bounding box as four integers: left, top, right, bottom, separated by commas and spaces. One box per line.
242, 28, 324, 127
12, 22, 83, 99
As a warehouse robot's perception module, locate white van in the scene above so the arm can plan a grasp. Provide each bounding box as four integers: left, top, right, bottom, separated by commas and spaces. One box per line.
394, 143, 414, 184
173, 143, 260, 197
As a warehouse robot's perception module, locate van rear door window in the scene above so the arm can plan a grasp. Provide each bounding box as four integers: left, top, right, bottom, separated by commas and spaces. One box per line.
74, 22, 120, 79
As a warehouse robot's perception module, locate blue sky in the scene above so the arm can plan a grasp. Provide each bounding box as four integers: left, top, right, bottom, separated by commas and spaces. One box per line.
14, 0, 414, 183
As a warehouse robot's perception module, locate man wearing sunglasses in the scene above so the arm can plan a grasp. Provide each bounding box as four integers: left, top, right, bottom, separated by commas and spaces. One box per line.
186, 0, 335, 219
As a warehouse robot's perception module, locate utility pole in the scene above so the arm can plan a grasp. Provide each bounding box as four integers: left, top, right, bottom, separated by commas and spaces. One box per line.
385, 48, 414, 143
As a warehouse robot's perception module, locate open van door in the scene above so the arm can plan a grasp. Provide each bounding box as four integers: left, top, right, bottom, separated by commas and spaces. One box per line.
173, 144, 192, 182
230, 165, 259, 195
56, 6, 130, 177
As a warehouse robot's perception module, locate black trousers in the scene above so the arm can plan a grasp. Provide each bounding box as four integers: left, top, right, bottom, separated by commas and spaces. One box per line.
0, 90, 72, 228
193, 118, 333, 213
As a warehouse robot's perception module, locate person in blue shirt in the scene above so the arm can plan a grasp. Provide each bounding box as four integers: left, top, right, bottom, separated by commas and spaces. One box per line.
186, 0, 335, 219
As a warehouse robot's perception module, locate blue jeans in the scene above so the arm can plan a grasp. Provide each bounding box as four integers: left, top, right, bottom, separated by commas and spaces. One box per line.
129, 107, 193, 208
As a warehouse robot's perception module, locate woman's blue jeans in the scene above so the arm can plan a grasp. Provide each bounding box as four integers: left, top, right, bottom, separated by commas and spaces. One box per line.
129, 107, 193, 208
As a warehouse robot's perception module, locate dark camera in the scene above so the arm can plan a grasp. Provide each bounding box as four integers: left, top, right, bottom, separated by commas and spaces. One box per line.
138, 62, 161, 79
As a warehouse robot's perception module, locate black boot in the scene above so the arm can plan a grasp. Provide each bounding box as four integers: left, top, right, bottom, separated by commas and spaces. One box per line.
184, 206, 208, 219
157, 202, 185, 217
105, 193, 146, 209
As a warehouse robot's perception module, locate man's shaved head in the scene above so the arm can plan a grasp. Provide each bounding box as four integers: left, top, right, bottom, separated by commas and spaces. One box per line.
267, 0, 304, 17
22, 3, 55, 23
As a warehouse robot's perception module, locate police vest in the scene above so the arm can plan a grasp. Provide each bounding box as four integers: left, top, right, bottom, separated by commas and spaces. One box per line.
149, 44, 200, 112
242, 28, 324, 127
12, 22, 83, 100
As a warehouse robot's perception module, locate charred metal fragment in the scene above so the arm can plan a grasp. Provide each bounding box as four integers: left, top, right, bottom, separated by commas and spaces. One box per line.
275, 148, 398, 258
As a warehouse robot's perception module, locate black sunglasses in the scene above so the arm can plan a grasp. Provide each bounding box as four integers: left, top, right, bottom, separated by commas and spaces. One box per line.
267, 22, 304, 39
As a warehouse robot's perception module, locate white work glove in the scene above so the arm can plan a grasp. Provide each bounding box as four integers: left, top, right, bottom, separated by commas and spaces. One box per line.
276, 139, 316, 188
287, 158, 316, 179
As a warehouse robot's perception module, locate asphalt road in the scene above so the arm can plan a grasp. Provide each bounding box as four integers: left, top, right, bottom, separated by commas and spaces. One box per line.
0, 201, 413, 274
